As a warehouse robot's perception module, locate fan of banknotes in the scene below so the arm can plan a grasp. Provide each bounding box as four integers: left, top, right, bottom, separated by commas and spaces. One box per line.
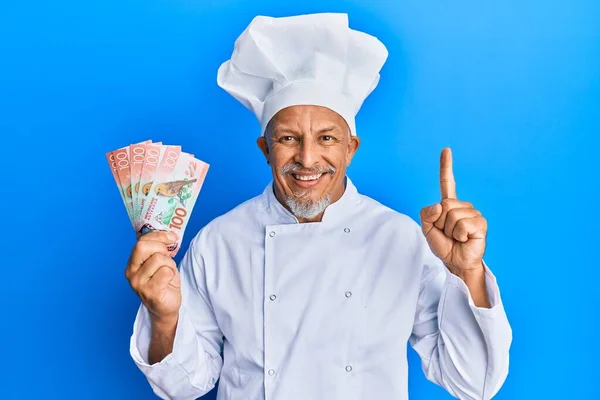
106, 140, 209, 252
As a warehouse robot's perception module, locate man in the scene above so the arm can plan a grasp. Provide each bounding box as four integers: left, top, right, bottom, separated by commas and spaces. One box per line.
126, 13, 512, 400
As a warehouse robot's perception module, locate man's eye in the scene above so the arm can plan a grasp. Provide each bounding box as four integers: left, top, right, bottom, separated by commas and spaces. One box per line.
321, 135, 333, 141
281, 136, 296, 142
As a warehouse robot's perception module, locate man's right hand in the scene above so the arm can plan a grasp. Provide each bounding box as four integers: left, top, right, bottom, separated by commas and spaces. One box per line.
125, 231, 182, 323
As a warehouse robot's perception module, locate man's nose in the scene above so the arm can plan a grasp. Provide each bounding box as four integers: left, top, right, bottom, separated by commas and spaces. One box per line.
295, 140, 318, 168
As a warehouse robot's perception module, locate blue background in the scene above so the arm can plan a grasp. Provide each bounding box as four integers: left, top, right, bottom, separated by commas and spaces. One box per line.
1, 0, 598, 398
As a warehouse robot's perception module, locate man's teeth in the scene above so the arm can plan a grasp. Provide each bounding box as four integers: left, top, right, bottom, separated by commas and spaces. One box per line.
293, 173, 323, 181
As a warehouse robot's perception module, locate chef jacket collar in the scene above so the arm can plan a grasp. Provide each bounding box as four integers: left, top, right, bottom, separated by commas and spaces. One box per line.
262, 176, 360, 225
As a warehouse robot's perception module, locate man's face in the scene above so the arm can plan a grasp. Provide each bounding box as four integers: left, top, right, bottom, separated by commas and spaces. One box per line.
257, 105, 360, 221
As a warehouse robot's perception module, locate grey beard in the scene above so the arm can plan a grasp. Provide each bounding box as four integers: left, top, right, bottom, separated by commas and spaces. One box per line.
285, 193, 332, 219
279, 162, 336, 219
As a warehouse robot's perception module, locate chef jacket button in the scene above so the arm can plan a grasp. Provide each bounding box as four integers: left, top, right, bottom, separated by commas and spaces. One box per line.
345, 291, 352, 298
344, 228, 350, 233
345, 365, 352, 372
269, 294, 277, 301
268, 369, 275, 376
269, 231, 276, 237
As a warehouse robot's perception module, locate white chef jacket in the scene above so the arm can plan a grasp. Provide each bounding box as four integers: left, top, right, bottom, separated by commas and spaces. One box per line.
130, 177, 512, 400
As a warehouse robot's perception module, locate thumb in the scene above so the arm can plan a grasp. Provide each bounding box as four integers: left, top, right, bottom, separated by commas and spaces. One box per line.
420, 203, 442, 235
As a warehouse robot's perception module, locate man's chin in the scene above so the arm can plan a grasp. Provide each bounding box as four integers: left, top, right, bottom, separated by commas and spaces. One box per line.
285, 193, 332, 219
290, 196, 321, 206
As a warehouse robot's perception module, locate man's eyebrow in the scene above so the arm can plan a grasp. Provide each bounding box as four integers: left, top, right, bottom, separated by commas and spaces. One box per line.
272, 126, 341, 135
316, 126, 341, 134
273, 127, 299, 135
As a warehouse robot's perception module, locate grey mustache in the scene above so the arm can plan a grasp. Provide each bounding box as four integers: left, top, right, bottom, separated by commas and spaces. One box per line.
280, 163, 336, 175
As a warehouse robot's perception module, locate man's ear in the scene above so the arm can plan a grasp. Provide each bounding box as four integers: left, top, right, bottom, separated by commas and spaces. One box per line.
257, 136, 270, 164
346, 135, 360, 166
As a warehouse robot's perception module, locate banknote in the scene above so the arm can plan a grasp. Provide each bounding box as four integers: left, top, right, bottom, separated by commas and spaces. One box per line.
129, 142, 147, 226
135, 144, 180, 231
113, 146, 136, 225
106, 151, 127, 211
107, 146, 136, 225
140, 151, 209, 252
129, 141, 165, 227
107, 140, 209, 252
106, 141, 152, 226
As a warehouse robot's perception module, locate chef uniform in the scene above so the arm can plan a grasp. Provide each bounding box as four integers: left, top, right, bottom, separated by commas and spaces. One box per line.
129, 13, 512, 400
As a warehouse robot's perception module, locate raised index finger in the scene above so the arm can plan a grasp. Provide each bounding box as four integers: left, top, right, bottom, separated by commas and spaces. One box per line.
440, 147, 457, 199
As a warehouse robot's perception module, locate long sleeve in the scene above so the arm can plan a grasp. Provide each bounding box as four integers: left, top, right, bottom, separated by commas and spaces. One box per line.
409, 233, 512, 400
129, 233, 224, 400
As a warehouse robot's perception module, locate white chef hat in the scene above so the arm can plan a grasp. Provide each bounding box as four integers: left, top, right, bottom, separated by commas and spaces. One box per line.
216, 13, 388, 136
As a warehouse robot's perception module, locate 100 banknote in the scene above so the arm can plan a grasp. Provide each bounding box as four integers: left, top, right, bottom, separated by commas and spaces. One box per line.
106, 140, 209, 252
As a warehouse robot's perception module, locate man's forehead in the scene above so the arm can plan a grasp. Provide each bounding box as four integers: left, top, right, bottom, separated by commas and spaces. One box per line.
270, 105, 349, 133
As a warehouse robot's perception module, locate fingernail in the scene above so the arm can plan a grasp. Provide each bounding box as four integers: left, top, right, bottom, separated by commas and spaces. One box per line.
168, 232, 178, 241
429, 204, 438, 215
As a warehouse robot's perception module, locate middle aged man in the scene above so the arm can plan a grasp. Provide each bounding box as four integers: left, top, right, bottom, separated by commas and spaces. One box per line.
126, 13, 512, 400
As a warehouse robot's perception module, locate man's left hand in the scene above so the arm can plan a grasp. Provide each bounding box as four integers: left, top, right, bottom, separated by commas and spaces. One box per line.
419, 148, 487, 276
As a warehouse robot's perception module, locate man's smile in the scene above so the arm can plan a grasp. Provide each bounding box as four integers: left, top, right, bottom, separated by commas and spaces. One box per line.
290, 172, 329, 188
